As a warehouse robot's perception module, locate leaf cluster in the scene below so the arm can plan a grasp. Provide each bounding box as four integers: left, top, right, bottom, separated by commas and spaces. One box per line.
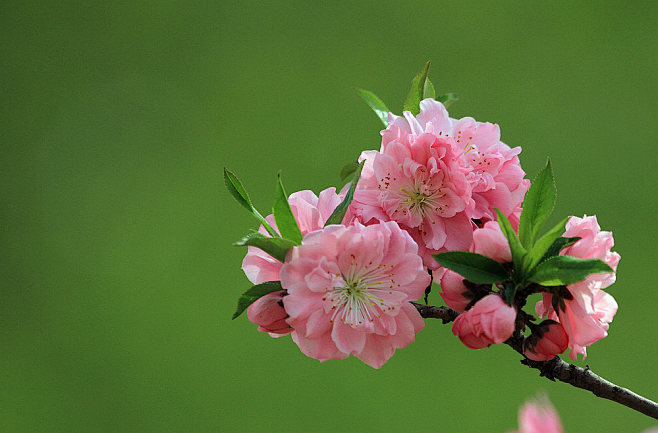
434, 159, 613, 309
356, 61, 458, 126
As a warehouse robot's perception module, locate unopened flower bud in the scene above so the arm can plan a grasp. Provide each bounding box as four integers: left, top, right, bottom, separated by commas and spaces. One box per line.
247, 290, 292, 337
439, 269, 471, 312
524, 320, 569, 361
452, 294, 516, 349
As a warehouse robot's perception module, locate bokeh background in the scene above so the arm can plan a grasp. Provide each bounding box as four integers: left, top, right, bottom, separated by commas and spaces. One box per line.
2, 1, 657, 432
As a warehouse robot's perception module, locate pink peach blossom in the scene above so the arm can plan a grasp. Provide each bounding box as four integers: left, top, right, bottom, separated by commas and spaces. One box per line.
510, 396, 563, 433
246, 290, 292, 337
450, 116, 529, 222
524, 320, 569, 361
452, 294, 516, 349
535, 215, 620, 360
280, 221, 430, 368
352, 99, 526, 268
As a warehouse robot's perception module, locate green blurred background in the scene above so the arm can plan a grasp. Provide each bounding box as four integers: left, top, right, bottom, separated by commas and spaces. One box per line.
2, 1, 657, 432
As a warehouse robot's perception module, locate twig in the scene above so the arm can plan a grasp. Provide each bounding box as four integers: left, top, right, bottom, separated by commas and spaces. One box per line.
414, 303, 658, 419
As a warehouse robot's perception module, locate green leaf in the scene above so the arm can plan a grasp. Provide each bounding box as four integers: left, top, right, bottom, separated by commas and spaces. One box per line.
495, 208, 527, 277
528, 256, 613, 286
272, 172, 303, 244
339, 161, 359, 181
523, 216, 568, 272
432, 251, 509, 284
539, 236, 580, 264
423, 78, 436, 99
233, 232, 296, 263
436, 93, 459, 108
503, 284, 517, 305
232, 281, 283, 320
518, 158, 557, 248
403, 60, 431, 115
224, 167, 279, 237
355, 88, 389, 127
325, 161, 365, 226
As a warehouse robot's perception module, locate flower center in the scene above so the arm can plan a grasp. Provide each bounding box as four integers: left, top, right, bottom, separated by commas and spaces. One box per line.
398, 184, 447, 218
403, 189, 430, 213
323, 263, 400, 327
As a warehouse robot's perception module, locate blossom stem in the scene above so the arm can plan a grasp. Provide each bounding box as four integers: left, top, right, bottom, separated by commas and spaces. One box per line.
414, 303, 658, 419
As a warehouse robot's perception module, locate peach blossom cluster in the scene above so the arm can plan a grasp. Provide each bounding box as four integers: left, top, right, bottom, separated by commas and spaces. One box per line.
238, 100, 620, 368
352, 99, 528, 268
240, 100, 534, 368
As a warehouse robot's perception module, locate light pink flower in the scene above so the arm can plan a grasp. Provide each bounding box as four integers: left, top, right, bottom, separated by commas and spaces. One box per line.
535, 215, 620, 360
510, 396, 563, 433
242, 187, 345, 285
438, 268, 471, 312
246, 290, 292, 337
450, 116, 529, 222
352, 99, 526, 268
280, 221, 430, 368
439, 221, 511, 311
524, 320, 569, 361
452, 294, 516, 349
352, 100, 475, 267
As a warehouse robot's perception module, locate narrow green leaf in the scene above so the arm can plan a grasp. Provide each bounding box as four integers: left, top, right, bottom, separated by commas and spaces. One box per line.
529, 256, 613, 286
423, 78, 436, 99
518, 158, 557, 248
523, 216, 569, 272
232, 281, 283, 320
224, 167, 255, 214
224, 167, 279, 237
233, 232, 296, 263
339, 161, 359, 181
325, 161, 365, 226
272, 173, 303, 244
495, 208, 527, 277
355, 88, 389, 127
539, 236, 580, 264
403, 61, 431, 115
436, 93, 459, 108
432, 251, 509, 284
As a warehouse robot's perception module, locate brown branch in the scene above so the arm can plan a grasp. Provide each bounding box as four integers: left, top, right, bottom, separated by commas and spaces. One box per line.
412, 302, 459, 323
414, 303, 658, 419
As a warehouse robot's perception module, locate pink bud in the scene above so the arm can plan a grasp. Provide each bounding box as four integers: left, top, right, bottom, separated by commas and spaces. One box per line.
439, 269, 471, 312
452, 294, 516, 349
524, 320, 569, 361
246, 290, 292, 337
472, 221, 512, 263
